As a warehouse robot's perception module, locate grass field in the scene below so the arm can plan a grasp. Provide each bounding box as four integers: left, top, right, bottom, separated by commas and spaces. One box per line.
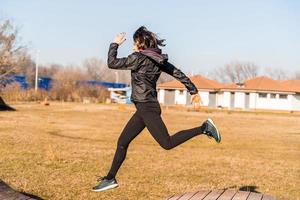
0, 102, 299, 200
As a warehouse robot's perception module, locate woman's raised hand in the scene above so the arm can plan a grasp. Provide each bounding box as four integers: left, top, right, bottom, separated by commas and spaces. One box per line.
113, 32, 126, 45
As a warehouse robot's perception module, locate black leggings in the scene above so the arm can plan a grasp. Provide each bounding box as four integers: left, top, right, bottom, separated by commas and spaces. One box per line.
106, 101, 205, 179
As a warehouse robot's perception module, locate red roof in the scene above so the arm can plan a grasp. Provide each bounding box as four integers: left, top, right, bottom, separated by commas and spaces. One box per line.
158, 75, 300, 93
157, 75, 224, 90
281, 80, 300, 93
222, 76, 295, 93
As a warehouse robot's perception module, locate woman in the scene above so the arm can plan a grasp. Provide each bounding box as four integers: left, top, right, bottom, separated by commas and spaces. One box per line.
92, 26, 221, 192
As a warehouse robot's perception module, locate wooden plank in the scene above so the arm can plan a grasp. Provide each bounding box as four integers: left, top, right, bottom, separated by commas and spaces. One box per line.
262, 194, 277, 200
0, 181, 35, 200
189, 190, 211, 200
1, 188, 17, 197
164, 190, 276, 200
177, 192, 198, 200
168, 193, 185, 200
247, 192, 263, 200
232, 191, 250, 200
202, 190, 224, 200
217, 189, 237, 200
14, 194, 34, 200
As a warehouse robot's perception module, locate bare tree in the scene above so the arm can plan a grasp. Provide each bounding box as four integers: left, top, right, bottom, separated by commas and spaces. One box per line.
51, 65, 88, 101
17, 53, 36, 87
295, 72, 300, 80
212, 61, 259, 83
50, 65, 109, 102
0, 19, 27, 110
264, 67, 288, 80
83, 57, 131, 84
0, 20, 26, 82
39, 63, 61, 77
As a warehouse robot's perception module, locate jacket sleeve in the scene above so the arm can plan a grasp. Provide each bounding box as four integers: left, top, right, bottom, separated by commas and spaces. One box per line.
107, 43, 139, 70
160, 62, 198, 95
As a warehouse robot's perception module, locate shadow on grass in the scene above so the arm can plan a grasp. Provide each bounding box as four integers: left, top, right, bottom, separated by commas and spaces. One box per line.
0, 180, 43, 200
0, 96, 16, 111
239, 185, 260, 193
223, 185, 260, 193
47, 130, 106, 143
21, 192, 44, 200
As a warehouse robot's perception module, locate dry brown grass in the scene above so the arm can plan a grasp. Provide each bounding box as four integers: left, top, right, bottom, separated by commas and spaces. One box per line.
0, 102, 299, 200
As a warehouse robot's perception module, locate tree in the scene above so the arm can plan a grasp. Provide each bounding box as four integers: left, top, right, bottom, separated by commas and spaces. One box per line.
0, 19, 26, 110
212, 61, 259, 83
51, 65, 88, 101
295, 72, 300, 80
0, 20, 26, 82
264, 67, 288, 80
83, 57, 131, 84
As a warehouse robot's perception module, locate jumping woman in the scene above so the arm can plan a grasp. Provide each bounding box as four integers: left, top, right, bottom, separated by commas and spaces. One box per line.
92, 26, 221, 192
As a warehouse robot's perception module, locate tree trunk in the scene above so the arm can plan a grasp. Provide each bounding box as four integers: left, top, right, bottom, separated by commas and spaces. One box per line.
0, 96, 15, 111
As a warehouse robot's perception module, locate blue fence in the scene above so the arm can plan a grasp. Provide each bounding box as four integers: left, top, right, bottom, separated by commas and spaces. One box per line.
6, 75, 128, 90
2, 75, 29, 90
84, 80, 127, 88
38, 77, 53, 90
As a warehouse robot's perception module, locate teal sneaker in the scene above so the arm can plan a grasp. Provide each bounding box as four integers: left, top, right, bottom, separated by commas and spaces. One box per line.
92, 177, 119, 192
203, 118, 221, 143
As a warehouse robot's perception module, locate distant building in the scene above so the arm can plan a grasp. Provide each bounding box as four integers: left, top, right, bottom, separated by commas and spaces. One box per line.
157, 75, 223, 107
108, 87, 132, 104
157, 76, 300, 112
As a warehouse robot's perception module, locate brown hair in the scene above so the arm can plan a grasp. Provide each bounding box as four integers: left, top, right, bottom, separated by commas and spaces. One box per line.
133, 26, 166, 49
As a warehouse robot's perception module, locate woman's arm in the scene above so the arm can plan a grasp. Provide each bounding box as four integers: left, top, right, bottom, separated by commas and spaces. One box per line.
107, 32, 139, 70
107, 43, 139, 70
160, 62, 198, 95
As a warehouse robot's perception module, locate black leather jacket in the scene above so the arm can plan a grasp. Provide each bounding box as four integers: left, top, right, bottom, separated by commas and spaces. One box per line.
107, 43, 198, 103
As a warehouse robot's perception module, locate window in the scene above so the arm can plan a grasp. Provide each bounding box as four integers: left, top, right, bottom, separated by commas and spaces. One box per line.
270, 93, 277, 99
279, 94, 288, 99
258, 93, 267, 98
179, 90, 184, 95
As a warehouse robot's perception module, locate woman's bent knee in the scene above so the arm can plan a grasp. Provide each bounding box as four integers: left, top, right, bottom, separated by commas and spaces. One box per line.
160, 142, 172, 150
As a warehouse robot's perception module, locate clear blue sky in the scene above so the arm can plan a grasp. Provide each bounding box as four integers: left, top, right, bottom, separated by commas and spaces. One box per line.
1, 0, 300, 74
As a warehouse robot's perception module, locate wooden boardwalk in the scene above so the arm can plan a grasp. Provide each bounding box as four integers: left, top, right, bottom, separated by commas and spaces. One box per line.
1, 180, 278, 200
165, 189, 277, 200
0, 180, 39, 200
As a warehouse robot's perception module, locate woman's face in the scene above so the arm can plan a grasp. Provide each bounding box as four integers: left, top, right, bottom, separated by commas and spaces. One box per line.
133, 41, 140, 52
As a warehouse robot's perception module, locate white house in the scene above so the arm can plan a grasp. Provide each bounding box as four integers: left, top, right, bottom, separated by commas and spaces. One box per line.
157, 75, 224, 107
157, 76, 300, 112
220, 77, 300, 111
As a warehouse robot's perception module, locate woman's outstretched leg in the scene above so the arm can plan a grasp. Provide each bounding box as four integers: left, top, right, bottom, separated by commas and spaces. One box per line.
92, 112, 145, 192
106, 112, 146, 179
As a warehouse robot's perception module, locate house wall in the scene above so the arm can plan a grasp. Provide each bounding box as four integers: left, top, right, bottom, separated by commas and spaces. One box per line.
291, 94, 300, 111
171, 90, 210, 106
219, 92, 231, 108
174, 90, 187, 104
199, 91, 209, 106
234, 92, 245, 108
250, 93, 292, 110
249, 93, 257, 108
158, 89, 165, 103
216, 92, 223, 107
159, 88, 300, 111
